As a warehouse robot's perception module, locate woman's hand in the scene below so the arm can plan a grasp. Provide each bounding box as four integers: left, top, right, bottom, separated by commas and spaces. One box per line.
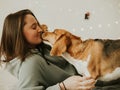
60, 75, 96, 90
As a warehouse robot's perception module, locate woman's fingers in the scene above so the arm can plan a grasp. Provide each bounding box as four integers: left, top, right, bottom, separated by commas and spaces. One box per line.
78, 76, 96, 90
79, 85, 95, 90
81, 79, 95, 85
63, 75, 96, 90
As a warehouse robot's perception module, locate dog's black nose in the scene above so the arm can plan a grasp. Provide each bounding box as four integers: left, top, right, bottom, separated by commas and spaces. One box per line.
40, 31, 44, 35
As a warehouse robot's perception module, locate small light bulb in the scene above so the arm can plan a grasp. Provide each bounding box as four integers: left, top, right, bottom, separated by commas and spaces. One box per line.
98, 24, 102, 28
81, 28, 84, 31
107, 24, 111, 27
68, 9, 72, 12
115, 21, 119, 24
89, 26, 93, 30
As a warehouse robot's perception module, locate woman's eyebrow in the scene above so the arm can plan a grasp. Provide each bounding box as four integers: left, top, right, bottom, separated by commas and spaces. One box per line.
31, 22, 37, 26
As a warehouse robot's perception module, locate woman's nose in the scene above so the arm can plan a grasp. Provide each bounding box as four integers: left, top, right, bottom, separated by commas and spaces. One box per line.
37, 26, 44, 36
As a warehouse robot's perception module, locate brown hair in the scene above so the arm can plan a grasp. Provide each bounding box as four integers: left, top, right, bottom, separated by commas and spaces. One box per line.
0, 9, 42, 62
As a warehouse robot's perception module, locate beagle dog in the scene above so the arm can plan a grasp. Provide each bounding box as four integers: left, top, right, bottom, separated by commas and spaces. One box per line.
42, 29, 120, 81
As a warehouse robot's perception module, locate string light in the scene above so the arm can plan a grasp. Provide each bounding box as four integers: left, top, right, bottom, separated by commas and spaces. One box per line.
89, 26, 93, 30
98, 24, 102, 28
107, 24, 111, 27
115, 21, 119, 24
68, 8, 73, 12
81, 28, 84, 31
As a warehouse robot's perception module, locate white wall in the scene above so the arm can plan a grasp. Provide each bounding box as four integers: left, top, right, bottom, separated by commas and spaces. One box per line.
0, 0, 120, 39
0, 0, 120, 90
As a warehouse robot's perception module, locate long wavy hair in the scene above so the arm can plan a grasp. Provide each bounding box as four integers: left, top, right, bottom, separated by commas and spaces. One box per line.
0, 9, 46, 62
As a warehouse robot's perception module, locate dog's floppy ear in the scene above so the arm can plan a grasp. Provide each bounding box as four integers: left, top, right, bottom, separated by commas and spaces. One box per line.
50, 35, 70, 56
41, 24, 48, 32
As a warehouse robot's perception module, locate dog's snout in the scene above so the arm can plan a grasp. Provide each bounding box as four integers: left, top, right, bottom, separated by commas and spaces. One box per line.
40, 31, 44, 37
40, 31, 44, 34
41, 32, 47, 39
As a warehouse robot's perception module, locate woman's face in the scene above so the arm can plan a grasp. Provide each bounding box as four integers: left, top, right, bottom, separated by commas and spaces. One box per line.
23, 14, 43, 47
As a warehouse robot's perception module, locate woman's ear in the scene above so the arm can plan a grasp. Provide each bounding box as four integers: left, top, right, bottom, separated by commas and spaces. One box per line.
50, 35, 70, 56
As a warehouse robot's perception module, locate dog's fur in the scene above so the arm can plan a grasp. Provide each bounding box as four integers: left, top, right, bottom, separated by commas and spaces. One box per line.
42, 29, 120, 81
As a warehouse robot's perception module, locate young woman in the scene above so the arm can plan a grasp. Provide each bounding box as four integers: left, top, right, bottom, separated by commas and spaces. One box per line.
0, 9, 95, 90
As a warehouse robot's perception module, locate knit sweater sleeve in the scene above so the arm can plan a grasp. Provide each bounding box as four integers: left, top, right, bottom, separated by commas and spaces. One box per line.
18, 54, 61, 90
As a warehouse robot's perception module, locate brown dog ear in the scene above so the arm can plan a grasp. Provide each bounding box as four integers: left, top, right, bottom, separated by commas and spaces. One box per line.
50, 35, 70, 56
41, 24, 48, 32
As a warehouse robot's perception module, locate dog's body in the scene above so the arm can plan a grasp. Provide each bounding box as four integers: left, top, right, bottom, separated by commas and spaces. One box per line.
42, 29, 120, 81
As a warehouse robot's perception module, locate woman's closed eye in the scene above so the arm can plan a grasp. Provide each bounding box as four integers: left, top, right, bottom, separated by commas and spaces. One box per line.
31, 23, 39, 30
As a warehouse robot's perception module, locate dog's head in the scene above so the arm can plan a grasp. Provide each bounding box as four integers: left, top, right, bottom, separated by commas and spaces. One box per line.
42, 29, 81, 56
42, 29, 70, 44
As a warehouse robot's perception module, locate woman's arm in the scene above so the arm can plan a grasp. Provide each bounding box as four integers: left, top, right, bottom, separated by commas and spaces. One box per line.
18, 55, 45, 90
18, 54, 62, 90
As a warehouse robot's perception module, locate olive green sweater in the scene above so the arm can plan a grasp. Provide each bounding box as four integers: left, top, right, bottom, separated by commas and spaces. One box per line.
5, 47, 78, 90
